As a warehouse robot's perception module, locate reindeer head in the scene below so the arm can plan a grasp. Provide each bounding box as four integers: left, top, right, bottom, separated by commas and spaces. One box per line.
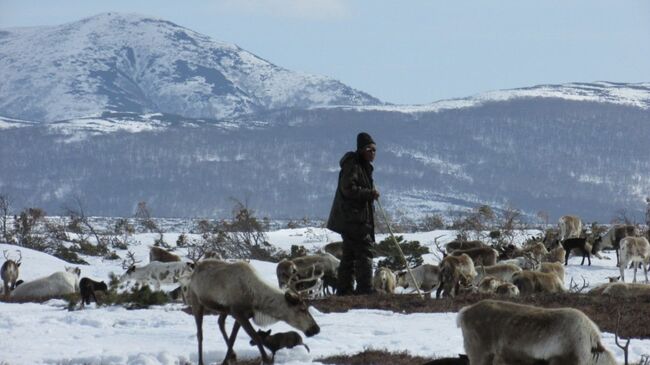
282, 290, 320, 337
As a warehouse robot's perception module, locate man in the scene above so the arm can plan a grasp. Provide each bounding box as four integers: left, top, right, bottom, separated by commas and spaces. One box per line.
327, 132, 379, 295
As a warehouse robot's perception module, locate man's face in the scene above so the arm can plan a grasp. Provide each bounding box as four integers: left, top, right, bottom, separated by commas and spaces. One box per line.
361, 143, 376, 162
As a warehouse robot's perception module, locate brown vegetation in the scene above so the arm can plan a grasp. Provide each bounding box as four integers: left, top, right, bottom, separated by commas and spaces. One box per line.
310, 292, 650, 339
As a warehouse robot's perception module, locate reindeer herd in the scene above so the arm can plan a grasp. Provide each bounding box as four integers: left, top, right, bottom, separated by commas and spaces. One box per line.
2, 214, 649, 364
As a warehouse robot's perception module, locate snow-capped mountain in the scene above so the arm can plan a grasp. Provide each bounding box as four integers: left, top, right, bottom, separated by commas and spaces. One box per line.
0, 13, 380, 123
350, 81, 650, 114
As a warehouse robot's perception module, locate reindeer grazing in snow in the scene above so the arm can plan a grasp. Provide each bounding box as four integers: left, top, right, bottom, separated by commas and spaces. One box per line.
458, 299, 618, 365
618, 236, 650, 283
1, 250, 21, 298
187, 260, 320, 365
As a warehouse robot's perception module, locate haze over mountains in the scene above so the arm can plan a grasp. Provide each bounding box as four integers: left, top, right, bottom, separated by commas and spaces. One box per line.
1, 13, 649, 222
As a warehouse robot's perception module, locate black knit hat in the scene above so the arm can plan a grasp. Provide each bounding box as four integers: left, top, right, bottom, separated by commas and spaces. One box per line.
357, 132, 375, 150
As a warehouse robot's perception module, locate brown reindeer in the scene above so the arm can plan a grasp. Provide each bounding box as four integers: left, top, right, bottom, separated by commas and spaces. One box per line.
1, 250, 21, 298
436, 254, 476, 298
187, 260, 320, 365
149, 246, 181, 263
445, 240, 487, 254
458, 299, 617, 365
322, 241, 343, 259
512, 270, 565, 295
543, 246, 566, 264
539, 262, 565, 282
558, 215, 582, 241
450, 247, 498, 267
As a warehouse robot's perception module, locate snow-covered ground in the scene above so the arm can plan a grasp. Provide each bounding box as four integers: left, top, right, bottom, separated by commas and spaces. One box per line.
1, 228, 649, 365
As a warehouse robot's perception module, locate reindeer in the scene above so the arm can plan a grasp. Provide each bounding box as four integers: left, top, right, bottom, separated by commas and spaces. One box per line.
559, 215, 582, 241
543, 246, 566, 264
494, 282, 520, 297
593, 224, 638, 265
1, 250, 21, 298
445, 240, 487, 254
120, 261, 195, 290
396, 264, 440, 292
473, 263, 522, 284
618, 236, 650, 283
11, 267, 80, 300
373, 266, 396, 294
149, 246, 181, 263
511, 270, 566, 295
186, 260, 320, 365
436, 254, 476, 298
561, 237, 591, 266
249, 329, 310, 360
458, 300, 617, 365
79, 277, 108, 308
539, 262, 565, 282
450, 247, 498, 267
601, 282, 650, 297
322, 241, 343, 259
276, 253, 339, 296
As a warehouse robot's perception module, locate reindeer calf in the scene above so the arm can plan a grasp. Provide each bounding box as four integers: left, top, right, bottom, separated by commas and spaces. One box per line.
561, 237, 591, 266
249, 329, 310, 360
79, 277, 108, 308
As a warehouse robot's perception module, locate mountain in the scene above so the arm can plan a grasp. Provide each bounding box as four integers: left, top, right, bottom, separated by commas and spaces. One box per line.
0, 14, 649, 223
0, 13, 380, 123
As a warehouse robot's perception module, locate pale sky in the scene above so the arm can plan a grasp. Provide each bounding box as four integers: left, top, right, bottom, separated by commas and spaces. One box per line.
1, 0, 649, 104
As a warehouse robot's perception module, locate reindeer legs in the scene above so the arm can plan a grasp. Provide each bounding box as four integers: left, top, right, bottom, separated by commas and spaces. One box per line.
232, 312, 272, 364
219, 314, 240, 364
193, 305, 205, 365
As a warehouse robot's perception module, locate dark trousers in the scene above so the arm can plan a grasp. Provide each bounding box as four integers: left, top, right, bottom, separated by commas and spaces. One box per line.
337, 234, 374, 295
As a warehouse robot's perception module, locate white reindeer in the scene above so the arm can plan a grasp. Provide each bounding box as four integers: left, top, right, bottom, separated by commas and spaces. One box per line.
619, 236, 650, 283
11, 267, 80, 300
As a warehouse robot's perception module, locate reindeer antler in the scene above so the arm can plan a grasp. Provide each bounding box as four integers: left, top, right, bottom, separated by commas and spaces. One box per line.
568, 276, 589, 293
615, 310, 630, 365
121, 250, 141, 270
2, 250, 8, 260
15, 250, 21, 264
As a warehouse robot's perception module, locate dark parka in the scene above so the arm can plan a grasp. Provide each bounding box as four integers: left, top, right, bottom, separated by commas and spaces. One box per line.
327, 151, 375, 242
